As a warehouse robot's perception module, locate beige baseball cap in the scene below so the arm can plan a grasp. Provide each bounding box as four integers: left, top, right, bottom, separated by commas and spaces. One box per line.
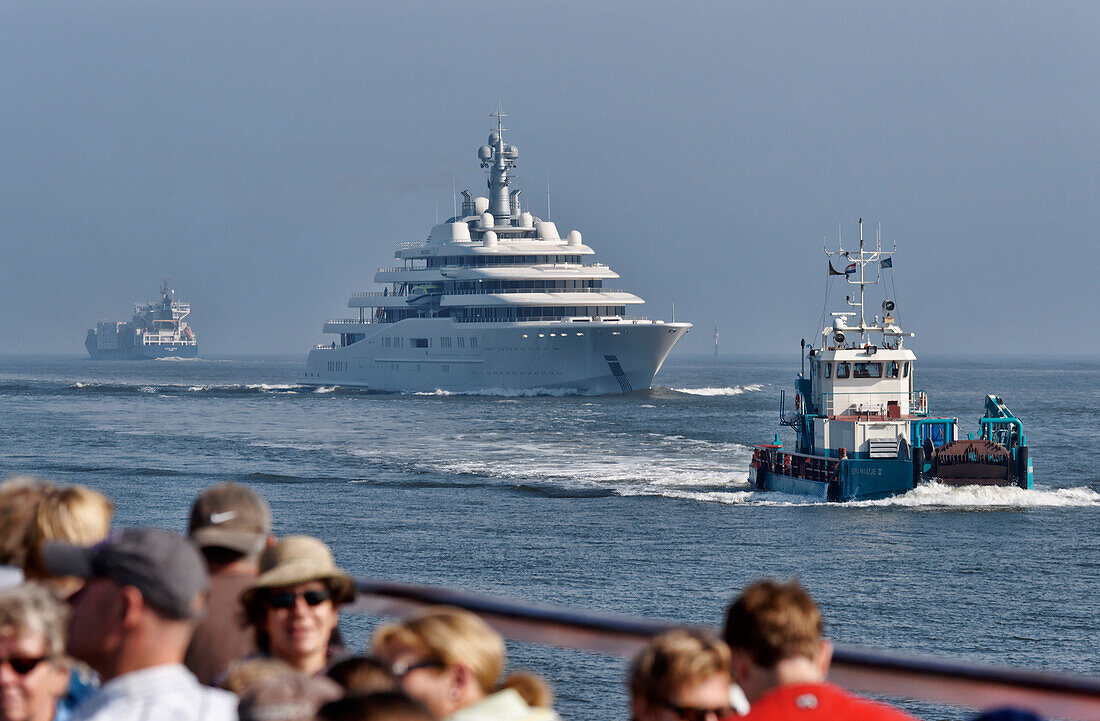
188, 482, 272, 554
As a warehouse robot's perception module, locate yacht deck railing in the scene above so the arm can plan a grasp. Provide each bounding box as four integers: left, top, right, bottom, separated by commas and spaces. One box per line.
347, 578, 1100, 721
443, 287, 626, 296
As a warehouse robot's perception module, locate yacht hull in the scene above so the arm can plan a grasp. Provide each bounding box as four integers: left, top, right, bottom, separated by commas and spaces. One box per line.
303, 319, 690, 394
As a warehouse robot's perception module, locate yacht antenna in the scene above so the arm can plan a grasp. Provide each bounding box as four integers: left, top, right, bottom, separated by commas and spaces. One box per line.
483, 108, 516, 224
452, 175, 457, 220
546, 172, 551, 221
714, 325, 719, 356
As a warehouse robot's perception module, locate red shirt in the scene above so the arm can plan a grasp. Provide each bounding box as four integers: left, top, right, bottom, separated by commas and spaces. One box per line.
738, 683, 917, 721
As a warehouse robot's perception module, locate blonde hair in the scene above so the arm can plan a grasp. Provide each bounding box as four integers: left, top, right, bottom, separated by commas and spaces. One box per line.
371, 606, 552, 707
23, 486, 114, 579
0, 476, 53, 566
630, 629, 731, 703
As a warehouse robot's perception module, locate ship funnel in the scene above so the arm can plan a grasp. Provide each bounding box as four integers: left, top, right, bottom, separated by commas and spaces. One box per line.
461, 190, 475, 217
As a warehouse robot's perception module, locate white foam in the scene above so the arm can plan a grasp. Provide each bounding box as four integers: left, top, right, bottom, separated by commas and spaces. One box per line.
850, 481, 1100, 508
410, 386, 589, 397
312, 386, 337, 394
670, 384, 764, 396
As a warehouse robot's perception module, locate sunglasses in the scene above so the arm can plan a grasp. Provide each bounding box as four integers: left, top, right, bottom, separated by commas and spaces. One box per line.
264, 588, 331, 609
387, 658, 445, 677
661, 702, 735, 721
0, 656, 49, 675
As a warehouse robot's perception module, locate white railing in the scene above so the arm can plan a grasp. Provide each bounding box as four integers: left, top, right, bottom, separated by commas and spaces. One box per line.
325, 318, 379, 325
820, 391, 927, 417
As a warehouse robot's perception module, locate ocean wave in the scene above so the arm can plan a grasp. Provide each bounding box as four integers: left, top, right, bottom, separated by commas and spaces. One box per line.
669, 384, 764, 396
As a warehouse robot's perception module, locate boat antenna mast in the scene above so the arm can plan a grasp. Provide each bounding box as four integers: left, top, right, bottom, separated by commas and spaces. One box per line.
824, 219, 894, 341
479, 108, 519, 225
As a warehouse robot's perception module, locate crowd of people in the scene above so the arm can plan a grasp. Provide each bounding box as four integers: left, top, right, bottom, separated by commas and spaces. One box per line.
0, 477, 1039, 721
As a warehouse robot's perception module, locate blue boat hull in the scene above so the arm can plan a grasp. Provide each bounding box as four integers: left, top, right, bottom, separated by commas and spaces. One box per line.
749, 454, 915, 502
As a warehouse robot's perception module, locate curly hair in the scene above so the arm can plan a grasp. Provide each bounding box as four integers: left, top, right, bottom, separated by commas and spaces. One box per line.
0, 582, 70, 658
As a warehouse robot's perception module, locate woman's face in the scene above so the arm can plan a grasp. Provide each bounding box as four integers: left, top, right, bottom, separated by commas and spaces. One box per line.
375, 644, 457, 720
0, 631, 68, 721
262, 581, 339, 667
635, 672, 734, 721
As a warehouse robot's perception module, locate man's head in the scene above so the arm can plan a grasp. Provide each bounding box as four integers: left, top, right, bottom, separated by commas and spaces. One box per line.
188, 483, 272, 571
42, 528, 209, 679
629, 629, 733, 721
722, 580, 831, 703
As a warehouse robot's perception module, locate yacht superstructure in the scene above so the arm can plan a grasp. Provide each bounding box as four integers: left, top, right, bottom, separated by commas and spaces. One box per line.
304, 114, 690, 392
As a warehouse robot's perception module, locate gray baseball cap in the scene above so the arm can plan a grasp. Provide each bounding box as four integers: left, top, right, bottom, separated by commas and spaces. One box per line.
43, 527, 209, 620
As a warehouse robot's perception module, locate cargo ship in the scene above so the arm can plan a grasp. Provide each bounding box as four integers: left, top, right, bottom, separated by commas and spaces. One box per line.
85, 281, 198, 360
747, 220, 1031, 501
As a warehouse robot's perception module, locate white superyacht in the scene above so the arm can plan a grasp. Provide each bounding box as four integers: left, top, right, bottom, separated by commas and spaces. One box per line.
303, 114, 691, 393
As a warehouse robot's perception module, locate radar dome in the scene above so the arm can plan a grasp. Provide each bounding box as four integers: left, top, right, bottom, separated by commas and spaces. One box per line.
567, 230, 582, 247
478, 145, 492, 161
489, 132, 500, 145
474, 197, 490, 214
520, 212, 534, 228
483, 230, 498, 248
480, 211, 494, 228
504, 145, 518, 160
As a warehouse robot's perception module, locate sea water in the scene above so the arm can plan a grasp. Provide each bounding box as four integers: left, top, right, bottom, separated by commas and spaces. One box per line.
1, 354, 1097, 720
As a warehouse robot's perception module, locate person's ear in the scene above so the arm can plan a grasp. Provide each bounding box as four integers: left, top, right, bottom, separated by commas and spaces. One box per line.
730, 649, 752, 684
47, 660, 70, 696
816, 639, 834, 676
119, 585, 145, 629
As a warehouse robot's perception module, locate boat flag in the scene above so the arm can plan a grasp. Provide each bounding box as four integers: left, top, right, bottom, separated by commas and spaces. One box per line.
844, 262, 857, 275
828, 261, 845, 276
880, 256, 893, 269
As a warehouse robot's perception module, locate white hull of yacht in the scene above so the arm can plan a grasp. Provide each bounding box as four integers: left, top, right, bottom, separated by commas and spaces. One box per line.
303, 318, 690, 394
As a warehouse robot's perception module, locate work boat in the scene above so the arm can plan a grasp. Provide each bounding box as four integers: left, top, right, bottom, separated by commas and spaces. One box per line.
303, 113, 691, 393
748, 221, 1032, 502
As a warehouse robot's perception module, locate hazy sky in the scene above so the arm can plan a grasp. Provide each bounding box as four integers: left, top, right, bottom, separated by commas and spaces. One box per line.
1, 1, 1096, 356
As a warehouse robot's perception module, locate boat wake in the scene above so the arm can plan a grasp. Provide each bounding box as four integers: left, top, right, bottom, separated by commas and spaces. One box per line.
850, 481, 1100, 509
668, 384, 764, 396
646, 481, 1100, 508
411, 386, 590, 398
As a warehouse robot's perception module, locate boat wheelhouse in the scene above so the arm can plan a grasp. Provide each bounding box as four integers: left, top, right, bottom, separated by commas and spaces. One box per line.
303, 113, 690, 393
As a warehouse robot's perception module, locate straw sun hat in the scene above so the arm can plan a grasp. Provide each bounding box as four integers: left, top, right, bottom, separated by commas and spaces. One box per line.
241, 535, 355, 606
